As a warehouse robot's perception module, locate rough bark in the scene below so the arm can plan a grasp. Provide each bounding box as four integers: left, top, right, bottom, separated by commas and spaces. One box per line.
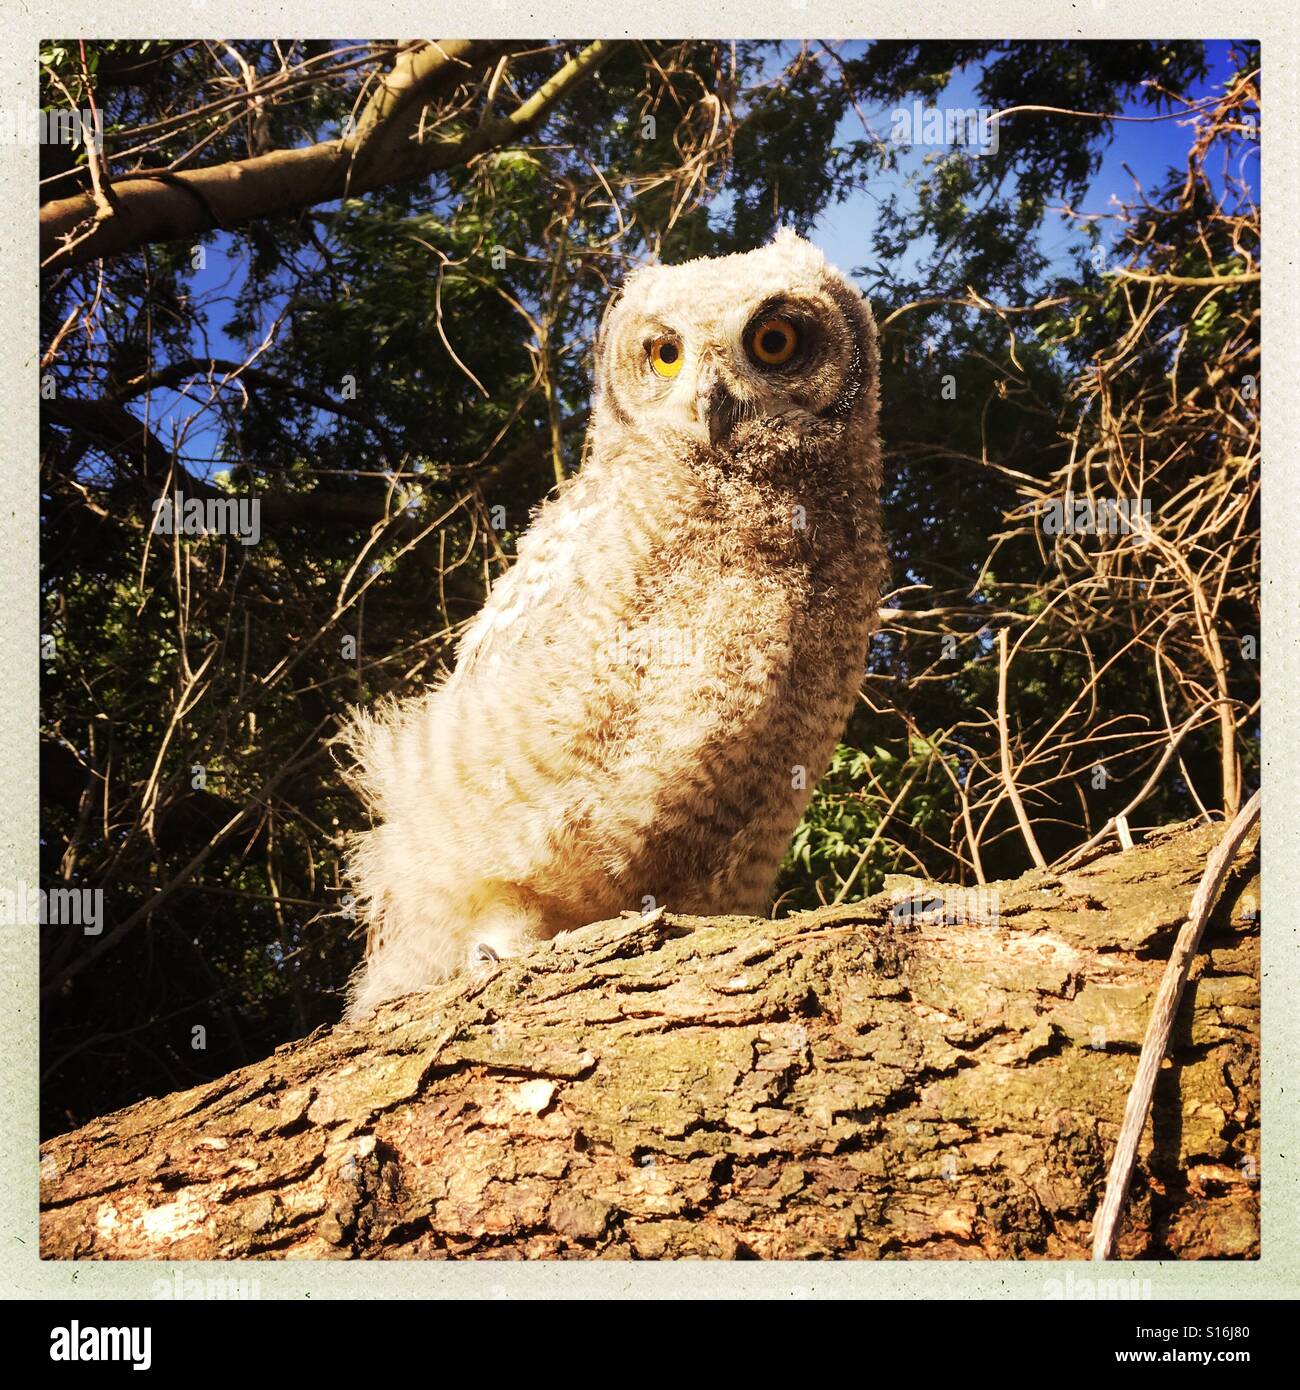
40, 821, 1260, 1260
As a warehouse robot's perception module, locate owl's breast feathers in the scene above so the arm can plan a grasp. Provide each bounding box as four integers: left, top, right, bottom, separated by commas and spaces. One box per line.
455, 429, 878, 681
433, 438, 880, 859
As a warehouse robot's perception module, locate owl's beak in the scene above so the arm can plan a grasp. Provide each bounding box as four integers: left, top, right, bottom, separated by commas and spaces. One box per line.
694, 374, 739, 446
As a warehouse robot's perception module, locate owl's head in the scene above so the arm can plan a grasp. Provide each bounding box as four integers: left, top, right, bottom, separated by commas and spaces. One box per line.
593, 229, 876, 452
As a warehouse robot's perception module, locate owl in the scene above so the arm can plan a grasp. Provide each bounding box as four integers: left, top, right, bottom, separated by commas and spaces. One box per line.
340, 229, 885, 1018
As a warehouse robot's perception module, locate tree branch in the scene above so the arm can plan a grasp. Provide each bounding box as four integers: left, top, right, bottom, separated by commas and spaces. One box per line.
41, 40, 623, 272
39, 822, 1259, 1260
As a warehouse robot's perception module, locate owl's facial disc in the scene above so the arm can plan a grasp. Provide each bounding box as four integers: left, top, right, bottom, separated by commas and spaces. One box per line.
599, 233, 871, 454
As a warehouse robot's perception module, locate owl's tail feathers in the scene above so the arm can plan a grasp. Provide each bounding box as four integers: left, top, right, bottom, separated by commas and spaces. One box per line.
342, 831, 545, 1021
330, 691, 434, 821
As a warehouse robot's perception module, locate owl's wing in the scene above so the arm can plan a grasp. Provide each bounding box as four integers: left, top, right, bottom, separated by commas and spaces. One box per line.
450, 553, 560, 681
448, 480, 595, 686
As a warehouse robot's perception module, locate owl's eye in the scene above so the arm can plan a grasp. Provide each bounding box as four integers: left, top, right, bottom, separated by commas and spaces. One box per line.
748, 316, 799, 367
649, 335, 684, 378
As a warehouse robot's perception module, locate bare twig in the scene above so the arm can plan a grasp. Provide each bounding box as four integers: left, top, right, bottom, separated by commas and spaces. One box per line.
1091, 788, 1260, 1259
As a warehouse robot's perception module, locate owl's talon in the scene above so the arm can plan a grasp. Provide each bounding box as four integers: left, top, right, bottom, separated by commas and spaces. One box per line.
475, 943, 500, 963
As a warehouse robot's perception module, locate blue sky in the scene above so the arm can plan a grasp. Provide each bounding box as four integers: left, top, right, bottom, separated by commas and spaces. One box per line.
813, 39, 1256, 289
150, 40, 1257, 480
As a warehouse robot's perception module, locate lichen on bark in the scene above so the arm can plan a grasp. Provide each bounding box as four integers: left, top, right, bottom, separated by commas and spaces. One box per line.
40, 821, 1259, 1260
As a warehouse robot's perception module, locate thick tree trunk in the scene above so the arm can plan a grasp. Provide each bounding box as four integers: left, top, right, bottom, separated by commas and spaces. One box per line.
40, 821, 1259, 1260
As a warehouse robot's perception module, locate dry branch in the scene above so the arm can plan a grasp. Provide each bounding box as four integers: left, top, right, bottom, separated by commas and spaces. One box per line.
41, 40, 621, 271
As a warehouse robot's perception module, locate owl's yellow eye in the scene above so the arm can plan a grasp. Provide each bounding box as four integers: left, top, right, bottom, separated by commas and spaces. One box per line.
748, 316, 799, 367
649, 335, 684, 378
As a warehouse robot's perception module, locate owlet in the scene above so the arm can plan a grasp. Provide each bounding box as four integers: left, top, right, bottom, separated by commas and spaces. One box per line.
341, 229, 885, 1017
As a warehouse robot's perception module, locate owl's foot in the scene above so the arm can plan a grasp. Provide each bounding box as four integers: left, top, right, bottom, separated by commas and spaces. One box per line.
465, 922, 528, 972
463, 893, 547, 973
